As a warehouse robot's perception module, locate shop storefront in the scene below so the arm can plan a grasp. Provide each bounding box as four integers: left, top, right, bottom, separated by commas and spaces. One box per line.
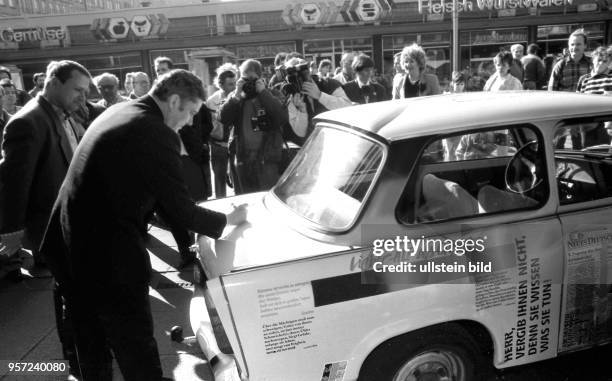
382, 31, 451, 88
227, 41, 296, 78
303, 37, 373, 70
1, 0, 611, 94
537, 22, 605, 56
460, 27, 528, 75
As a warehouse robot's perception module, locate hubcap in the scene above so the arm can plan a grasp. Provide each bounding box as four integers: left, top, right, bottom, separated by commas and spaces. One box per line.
392, 349, 466, 381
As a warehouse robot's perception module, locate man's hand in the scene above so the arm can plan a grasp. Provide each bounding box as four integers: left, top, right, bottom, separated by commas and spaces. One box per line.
226, 204, 248, 226
255, 78, 266, 94
301, 81, 321, 100
0, 230, 24, 258
291, 94, 307, 113
234, 78, 246, 100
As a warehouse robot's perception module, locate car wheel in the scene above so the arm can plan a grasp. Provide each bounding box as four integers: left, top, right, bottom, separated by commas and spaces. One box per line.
358, 324, 485, 381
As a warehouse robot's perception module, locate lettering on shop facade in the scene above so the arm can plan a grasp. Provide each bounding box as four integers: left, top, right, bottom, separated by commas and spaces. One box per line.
463, 30, 528, 45
0, 26, 69, 50
418, 0, 573, 14
1, 26, 67, 43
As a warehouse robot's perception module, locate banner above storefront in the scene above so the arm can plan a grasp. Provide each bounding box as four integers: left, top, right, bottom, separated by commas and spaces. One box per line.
282, 0, 393, 26
418, 0, 574, 14
0, 26, 70, 50
90, 14, 170, 41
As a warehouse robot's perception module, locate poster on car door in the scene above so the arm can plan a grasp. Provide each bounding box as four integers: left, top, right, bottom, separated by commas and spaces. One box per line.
559, 228, 612, 352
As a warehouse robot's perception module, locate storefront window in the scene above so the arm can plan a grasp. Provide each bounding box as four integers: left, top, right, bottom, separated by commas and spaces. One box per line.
304, 37, 373, 72
149, 49, 189, 72
382, 32, 451, 91
226, 42, 296, 81
150, 47, 238, 94
84, 53, 143, 86
537, 22, 604, 58
460, 28, 527, 78
15, 52, 142, 95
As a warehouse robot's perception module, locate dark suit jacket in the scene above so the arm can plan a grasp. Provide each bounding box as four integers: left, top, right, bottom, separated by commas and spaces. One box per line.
40, 95, 227, 285
343, 81, 387, 104
179, 105, 214, 165
521, 54, 547, 90
0, 95, 74, 250
178, 105, 214, 200
220, 89, 288, 163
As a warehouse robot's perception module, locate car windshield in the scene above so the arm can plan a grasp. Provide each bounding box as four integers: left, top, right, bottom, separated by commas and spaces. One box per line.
273, 126, 385, 231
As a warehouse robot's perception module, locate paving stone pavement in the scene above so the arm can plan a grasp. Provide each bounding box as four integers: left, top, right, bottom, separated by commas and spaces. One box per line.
0, 226, 212, 381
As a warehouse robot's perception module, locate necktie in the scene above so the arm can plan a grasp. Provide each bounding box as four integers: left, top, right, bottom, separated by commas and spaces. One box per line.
361, 85, 373, 103
63, 117, 78, 153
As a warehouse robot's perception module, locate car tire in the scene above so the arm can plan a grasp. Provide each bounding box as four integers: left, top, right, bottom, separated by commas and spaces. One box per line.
358, 323, 485, 381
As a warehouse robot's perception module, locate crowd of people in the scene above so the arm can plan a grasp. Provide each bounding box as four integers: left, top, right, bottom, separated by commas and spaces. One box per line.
0, 26, 609, 380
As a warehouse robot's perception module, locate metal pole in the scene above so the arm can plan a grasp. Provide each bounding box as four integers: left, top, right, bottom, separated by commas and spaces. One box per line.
452, 0, 459, 72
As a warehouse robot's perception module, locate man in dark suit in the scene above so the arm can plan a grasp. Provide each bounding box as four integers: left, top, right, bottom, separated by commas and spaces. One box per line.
343, 54, 387, 104
40, 70, 247, 381
0, 60, 91, 272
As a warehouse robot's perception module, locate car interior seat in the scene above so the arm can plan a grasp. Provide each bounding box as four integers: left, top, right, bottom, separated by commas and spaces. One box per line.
477, 185, 538, 214
417, 173, 480, 221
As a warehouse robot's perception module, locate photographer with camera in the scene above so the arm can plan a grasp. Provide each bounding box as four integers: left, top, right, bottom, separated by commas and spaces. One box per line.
219, 59, 288, 195
282, 57, 351, 143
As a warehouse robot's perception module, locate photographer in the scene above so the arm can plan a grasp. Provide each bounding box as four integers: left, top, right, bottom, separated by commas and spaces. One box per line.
282, 57, 351, 143
219, 59, 288, 194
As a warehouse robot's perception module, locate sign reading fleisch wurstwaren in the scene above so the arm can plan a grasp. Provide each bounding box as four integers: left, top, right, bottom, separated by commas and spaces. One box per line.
418, 0, 573, 14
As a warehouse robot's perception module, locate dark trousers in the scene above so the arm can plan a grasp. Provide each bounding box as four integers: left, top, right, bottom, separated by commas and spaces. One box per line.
232, 156, 280, 195
170, 155, 209, 255
59, 281, 163, 381
210, 143, 228, 198
54, 284, 81, 378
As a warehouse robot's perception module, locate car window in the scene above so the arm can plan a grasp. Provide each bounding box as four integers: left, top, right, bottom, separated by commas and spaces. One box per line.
397, 125, 548, 224
273, 126, 385, 231
554, 116, 612, 205
422, 130, 522, 163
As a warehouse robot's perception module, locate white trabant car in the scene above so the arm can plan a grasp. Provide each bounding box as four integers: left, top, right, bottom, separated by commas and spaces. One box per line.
189, 91, 612, 381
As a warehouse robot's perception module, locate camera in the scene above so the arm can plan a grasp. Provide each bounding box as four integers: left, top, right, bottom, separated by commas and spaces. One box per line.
251, 107, 271, 132
241, 77, 258, 99
281, 62, 311, 96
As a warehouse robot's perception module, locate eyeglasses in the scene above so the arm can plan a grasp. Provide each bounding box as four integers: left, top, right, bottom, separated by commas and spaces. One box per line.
133, 81, 150, 85
98, 85, 117, 90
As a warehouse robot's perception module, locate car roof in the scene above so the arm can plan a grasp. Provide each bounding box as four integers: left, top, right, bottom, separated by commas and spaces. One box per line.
314, 91, 612, 141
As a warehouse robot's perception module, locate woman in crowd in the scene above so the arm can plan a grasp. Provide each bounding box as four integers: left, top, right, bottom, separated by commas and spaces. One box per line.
483, 51, 522, 91
392, 43, 441, 99
317, 59, 332, 79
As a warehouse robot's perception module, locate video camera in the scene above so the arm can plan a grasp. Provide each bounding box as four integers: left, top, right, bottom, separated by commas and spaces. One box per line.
281, 62, 311, 96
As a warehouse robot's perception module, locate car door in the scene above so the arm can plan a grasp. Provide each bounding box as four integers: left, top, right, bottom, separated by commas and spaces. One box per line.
553, 116, 612, 353
384, 122, 565, 369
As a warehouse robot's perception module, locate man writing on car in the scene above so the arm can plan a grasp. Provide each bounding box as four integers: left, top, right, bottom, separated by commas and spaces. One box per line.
40, 70, 247, 381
